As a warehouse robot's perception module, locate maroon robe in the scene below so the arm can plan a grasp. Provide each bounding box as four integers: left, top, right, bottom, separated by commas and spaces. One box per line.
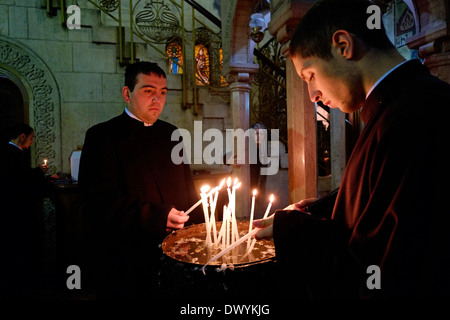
273, 60, 450, 299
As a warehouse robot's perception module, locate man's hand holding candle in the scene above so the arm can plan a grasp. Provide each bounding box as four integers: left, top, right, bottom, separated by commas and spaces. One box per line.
253, 197, 318, 240
166, 208, 189, 232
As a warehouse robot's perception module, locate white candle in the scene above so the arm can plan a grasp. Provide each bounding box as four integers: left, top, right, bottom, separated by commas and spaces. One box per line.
246, 194, 275, 256
247, 189, 257, 249
184, 198, 202, 215
200, 186, 212, 247
185, 186, 217, 215
202, 228, 260, 274
226, 177, 232, 203
209, 190, 218, 245
231, 181, 241, 243
226, 205, 230, 248
222, 205, 229, 251
263, 194, 275, 219
217, 205, 226, 242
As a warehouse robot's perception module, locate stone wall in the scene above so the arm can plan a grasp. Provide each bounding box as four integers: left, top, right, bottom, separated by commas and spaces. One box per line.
0, 0, 231, 174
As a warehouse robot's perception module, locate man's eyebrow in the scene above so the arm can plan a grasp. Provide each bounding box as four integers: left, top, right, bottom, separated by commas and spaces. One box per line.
299, 62, 312, 80
139, 85, 168, 90
299, 68, 307, 80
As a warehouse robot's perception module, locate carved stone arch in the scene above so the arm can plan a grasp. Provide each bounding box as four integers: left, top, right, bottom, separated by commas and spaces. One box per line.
0, 35, 62, 172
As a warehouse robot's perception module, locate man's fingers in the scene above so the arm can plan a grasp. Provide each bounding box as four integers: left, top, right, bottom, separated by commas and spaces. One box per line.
253, 214, 274, 228
252, 214, 275, 240
169, 212, 189, 224
283, 198, 319, 211
255, 225, 273, 240
167, 209, 189, 230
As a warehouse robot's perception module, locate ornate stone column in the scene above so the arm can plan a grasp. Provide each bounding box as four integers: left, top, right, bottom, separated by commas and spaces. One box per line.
282, 46, 317, 202
227, 65, 259, 218
268, 0, 317, 202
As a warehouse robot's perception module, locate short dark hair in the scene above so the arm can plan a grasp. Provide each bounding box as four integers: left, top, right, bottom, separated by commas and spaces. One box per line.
124, 61, 166, 91
289, 0, 395, 60
9, 123, 33, 140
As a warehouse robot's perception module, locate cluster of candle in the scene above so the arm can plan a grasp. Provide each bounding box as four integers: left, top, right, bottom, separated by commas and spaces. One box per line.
185, 176, 275, 271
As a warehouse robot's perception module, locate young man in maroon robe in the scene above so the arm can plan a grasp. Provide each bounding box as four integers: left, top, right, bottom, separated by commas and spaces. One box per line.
78, 62, 203, 299
255, 0, 450, 299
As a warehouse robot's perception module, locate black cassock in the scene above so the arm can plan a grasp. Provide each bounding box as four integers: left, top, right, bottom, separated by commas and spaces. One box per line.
78, 112, 203, 299
0, 143, 47, 298
273, 60, 450, 299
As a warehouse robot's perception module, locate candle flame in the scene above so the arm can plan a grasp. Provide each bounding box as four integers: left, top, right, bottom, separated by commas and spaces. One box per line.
270, 194, 274, 203
218, 178, 226, 189
233, 178, 238, 186
200, 185, 210, 194
227, 177, 231, 188
235, 182, 242, 189
252, 189, 257, 196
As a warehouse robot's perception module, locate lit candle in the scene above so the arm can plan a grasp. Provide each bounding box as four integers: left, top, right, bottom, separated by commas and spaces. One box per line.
226, 205, 230, 248
209, 190, 218, 245
200, 185, 212, 247
202, 228, 260, 274
247, 189, 257, 249
217, 205, 227, 249
226, 177, 232, 203
43, 158, 48, 166
211, 179, 225, 246
231, 181, 241, 243
246, 194, 275, 256
185, 186, 216, 215
263, 194, 275, 219
222, 205, 229, 251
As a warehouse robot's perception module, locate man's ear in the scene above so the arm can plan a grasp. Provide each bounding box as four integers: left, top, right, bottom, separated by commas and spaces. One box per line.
122, 86, 131, 103
331, 30, 355, 59
19, 133, 27, 142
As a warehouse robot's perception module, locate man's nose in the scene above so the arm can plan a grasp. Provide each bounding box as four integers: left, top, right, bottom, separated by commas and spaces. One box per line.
308, 85, 322, 103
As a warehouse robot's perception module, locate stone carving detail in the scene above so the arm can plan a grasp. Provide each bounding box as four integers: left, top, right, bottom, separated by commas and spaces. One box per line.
133, 0, 181, 44
99, 0, 119, 12
0, 36, 61, 173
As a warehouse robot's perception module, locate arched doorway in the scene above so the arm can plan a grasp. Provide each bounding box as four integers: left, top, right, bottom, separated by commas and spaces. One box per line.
0, 35, 62, 172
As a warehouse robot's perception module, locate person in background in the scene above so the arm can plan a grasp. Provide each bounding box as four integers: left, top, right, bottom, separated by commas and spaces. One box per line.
0, 123, 49, 299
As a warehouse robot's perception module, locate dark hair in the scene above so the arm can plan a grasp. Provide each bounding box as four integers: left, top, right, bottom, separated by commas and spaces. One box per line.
124, 61, 166, 91
9, 123, 33, 140
289, 0, 395, 60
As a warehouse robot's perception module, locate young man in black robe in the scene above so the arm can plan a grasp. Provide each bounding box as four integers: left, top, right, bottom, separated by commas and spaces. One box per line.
78, 62, 203, 299
254, 0, 450, 299
0, 124, 48, 298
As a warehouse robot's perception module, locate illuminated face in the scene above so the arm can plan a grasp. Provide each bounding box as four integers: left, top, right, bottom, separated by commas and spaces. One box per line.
292, 54, 365, 114
122, 72, 168, 125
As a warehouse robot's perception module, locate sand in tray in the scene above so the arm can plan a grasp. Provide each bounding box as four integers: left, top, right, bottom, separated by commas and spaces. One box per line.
162, 221, 275, 266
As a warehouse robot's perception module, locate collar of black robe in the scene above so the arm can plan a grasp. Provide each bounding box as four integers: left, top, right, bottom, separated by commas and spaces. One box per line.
122, 109, 160, 128
361, 59, 428, 126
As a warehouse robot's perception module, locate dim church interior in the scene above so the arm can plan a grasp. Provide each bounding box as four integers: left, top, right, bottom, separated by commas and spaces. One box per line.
0, 0, 449, 299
